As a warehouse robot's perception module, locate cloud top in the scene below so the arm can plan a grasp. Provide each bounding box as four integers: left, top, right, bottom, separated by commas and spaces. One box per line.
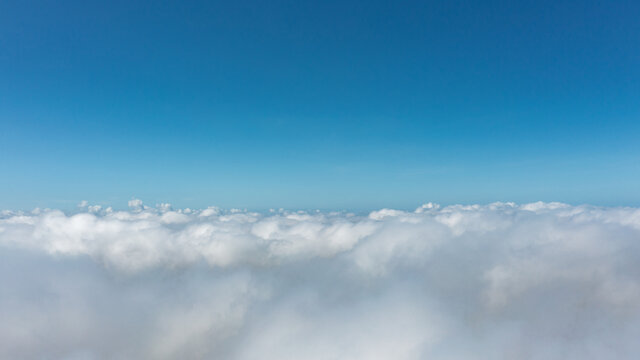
1, 201, 640, 359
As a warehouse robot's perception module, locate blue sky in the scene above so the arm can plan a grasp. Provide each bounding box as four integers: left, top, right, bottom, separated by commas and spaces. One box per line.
1, 0, 639, 210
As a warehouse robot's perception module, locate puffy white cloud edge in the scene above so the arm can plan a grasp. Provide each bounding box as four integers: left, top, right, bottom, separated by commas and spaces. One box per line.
1, 200, 640, 359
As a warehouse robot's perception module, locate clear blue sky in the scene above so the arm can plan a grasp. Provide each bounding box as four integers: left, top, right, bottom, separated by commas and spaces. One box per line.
1, 0, 639, 210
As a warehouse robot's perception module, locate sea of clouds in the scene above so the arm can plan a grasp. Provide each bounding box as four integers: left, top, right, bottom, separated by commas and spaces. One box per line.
1, 200, 640, 359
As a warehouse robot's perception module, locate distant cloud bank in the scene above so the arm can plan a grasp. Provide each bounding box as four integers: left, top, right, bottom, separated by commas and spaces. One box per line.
1, 201, 640, 359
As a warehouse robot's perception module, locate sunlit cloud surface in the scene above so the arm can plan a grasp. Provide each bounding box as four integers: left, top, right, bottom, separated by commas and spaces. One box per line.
1, 201, 640, 359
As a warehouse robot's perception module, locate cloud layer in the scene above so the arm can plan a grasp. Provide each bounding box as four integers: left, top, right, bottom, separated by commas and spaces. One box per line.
1, 201, 640, 359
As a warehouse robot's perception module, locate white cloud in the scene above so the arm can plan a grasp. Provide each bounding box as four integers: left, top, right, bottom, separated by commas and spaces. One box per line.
128, 198, 145, 211
1, 202, 640, 359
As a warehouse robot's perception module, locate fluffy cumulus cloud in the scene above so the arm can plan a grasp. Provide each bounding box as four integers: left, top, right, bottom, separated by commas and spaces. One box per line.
1, 200, 640, 359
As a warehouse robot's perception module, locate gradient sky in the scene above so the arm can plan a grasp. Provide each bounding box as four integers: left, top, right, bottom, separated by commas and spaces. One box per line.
1, 0, 639, 210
